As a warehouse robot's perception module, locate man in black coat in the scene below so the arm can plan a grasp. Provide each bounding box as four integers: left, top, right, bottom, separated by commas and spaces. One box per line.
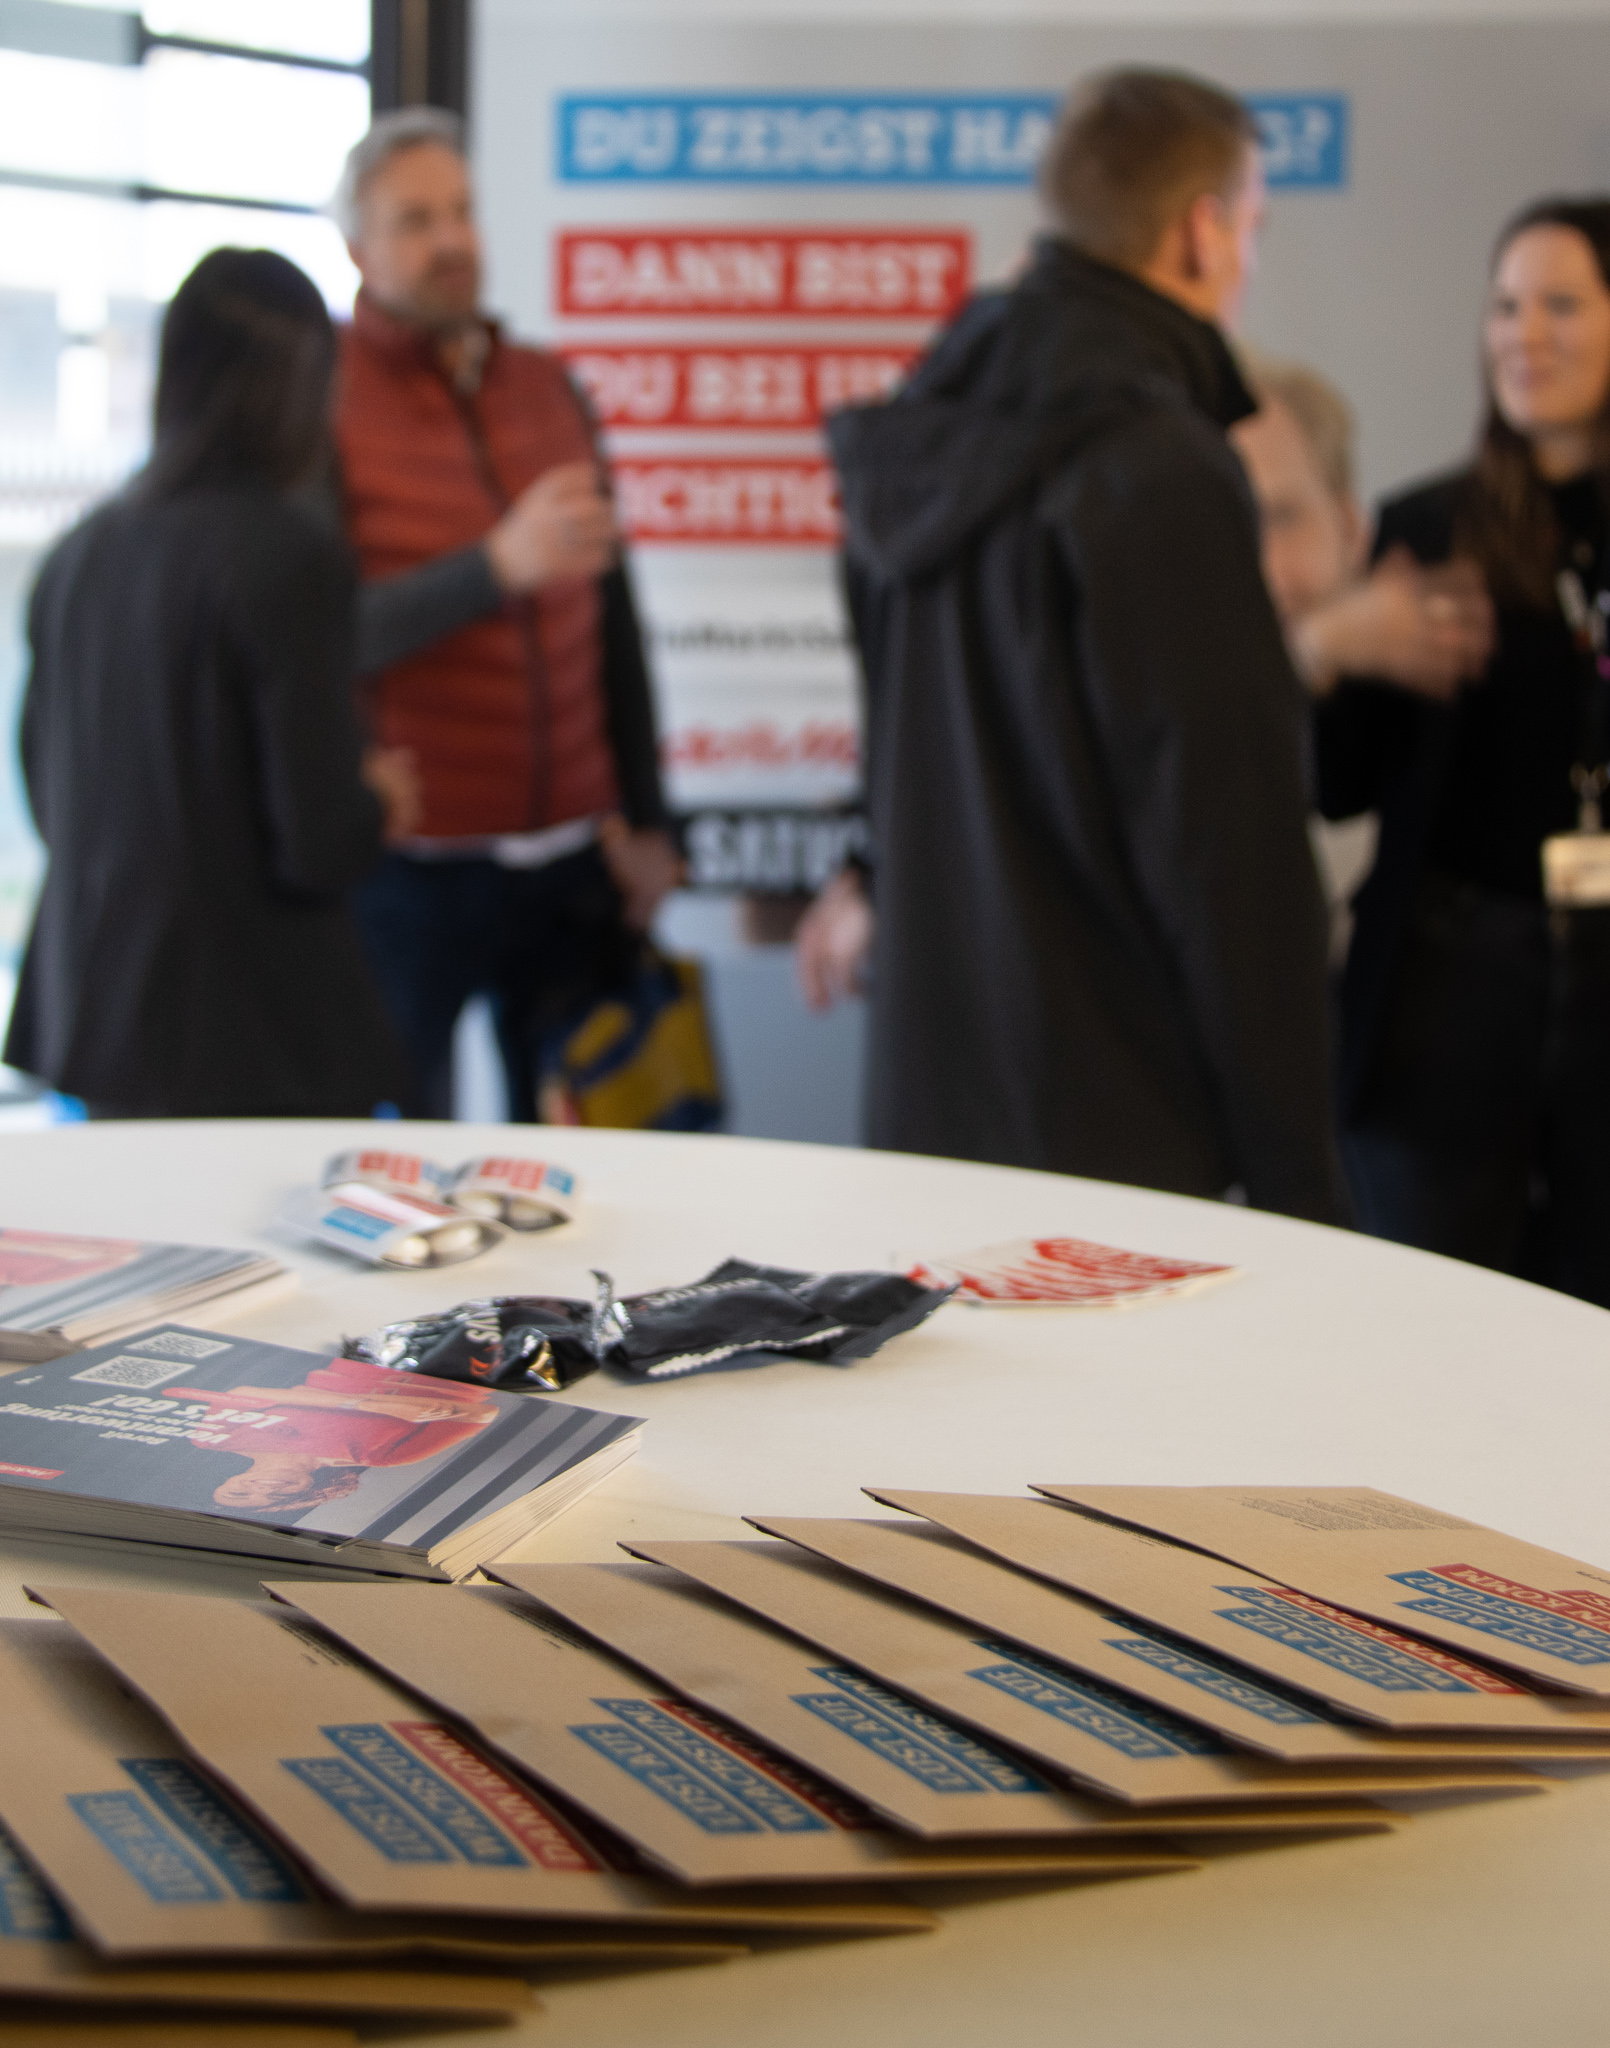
827, 68, 1347, 1222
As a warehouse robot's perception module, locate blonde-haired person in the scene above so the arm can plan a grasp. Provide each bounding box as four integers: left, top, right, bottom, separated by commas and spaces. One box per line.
1230, 355, 1493, 940
1233, 353, 1491, 699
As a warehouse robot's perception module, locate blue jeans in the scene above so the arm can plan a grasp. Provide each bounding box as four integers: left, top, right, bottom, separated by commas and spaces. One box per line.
353, 846, 628, 1121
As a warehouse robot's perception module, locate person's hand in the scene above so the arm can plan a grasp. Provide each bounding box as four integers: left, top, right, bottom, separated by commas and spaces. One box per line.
1293, 548, 1494, 700
484, 461, 619, 593
796, 868, 874, 1011
361, 744, 421, 843
598, 815, 684, 932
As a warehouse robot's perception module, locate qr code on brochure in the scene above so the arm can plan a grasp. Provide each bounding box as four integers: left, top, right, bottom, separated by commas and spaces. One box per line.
124, 1332, 232, 1359
70, 1356, 196, 1390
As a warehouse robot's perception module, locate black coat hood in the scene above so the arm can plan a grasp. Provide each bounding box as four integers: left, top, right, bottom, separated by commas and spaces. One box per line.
827, 239, 1257, 581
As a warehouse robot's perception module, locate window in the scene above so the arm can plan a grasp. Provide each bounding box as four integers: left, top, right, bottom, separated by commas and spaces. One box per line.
0, 0, 371, 1109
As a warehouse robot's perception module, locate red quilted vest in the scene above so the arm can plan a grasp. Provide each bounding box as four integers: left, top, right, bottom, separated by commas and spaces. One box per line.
335, 293, 620, 838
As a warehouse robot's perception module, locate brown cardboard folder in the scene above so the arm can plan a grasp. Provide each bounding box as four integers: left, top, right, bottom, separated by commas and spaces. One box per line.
266, 1576, 1189, 1891
492, 1556, 1195, 1862
1038, 1485, 1610, 1697
617, 1539, 1420, 1829
0, 1613, 743, 1982
30, 1585, 932, 1940
867, 1491, 1610, 1737
753, 1514, 1586, 1772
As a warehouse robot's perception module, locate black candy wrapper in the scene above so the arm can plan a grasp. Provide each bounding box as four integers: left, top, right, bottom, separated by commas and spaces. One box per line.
350, 1258, 954, 1389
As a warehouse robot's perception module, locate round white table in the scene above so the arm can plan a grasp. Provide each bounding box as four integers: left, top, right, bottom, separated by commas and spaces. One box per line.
2, 1118, 1608, 2047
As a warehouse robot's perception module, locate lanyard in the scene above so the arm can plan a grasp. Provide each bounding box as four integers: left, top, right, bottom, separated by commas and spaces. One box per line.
1555, 566, 1610, 830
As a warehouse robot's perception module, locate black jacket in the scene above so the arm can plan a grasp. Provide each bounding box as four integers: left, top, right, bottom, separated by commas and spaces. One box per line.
828, 241, 1345, 1221
1316, 470, 1593, 1119
5, 483, 411, 1115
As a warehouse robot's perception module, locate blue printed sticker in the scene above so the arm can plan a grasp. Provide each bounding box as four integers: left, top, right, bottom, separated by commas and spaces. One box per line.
799, 1667, 1044, 1792
120, 1759, 305, 1903
68, 1792, 225, 1904
590, 1700, 829, 1834
281, 1757, 453, 1863
570, 1721, 765, 1835
966, 1642, 1224, 1759
319, 1726, 526, 1866
1102, 1629, 1324, 1726
1214, 1588, 1476, 1694
0, 1824, 72, 1940
1389, 1572, 1610, 1666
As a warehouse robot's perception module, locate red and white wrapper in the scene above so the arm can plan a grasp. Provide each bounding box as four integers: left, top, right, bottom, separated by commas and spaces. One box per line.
906, 1236, 1237, 1308
321, 1149, 455, 1204
281, 1183, 502, 1269
448, 1157, 579, 1231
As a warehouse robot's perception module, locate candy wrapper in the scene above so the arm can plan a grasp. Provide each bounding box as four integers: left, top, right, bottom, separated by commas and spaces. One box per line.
352, 1257, 954, 1391
322, 1150, 579, 1231
278, 1183, 502, 1269
906, 1235, 1237, 1306
353, 1295, 600, 1391
593, 1259, 954, 1380
448, 1156, 578, 1230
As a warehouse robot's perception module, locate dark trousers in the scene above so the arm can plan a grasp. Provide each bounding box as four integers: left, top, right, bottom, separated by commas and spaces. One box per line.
353, 847, 627, 1121
1344, 877, 1610, 1308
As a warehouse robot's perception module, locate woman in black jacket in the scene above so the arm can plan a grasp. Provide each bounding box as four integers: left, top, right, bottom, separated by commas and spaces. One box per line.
1317, 197, 1610, 1304
4, 248, 416, 1116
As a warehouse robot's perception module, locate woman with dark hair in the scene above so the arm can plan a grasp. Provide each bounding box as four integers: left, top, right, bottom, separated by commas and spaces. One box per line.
1318, 197, 1610, 1304
4, 248, 416, 1115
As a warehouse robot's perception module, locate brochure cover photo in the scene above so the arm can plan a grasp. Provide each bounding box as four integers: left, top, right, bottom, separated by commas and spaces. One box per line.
0, 1326, 641, 1578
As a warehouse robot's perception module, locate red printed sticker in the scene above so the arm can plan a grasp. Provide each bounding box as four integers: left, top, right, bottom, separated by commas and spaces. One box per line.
1428, 1565, 1610, 1632
389, 1721, 603, 1872
1257, 1588, 1525, 1694
557, 229, 970, 321
0, 1463, 64, 1480
650, 1699, 872, 1829
564, 343, 917, 429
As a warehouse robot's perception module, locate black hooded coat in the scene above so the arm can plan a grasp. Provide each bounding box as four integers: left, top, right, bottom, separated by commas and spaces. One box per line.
827, 241, 1346, 1222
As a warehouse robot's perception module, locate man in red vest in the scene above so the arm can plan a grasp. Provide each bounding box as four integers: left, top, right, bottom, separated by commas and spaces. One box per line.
331, 108, 679, 1118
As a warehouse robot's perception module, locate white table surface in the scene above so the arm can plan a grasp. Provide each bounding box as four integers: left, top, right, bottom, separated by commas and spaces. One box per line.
2, 1118, 1608, 2047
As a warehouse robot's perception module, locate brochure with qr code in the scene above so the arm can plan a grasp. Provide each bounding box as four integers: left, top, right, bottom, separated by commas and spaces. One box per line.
0, 1229, 293, 1361
0, 1325, 642, 1581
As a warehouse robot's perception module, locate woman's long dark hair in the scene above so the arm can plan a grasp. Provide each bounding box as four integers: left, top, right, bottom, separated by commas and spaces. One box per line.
1458, 196, 1610, 608
143, 247, 335, 498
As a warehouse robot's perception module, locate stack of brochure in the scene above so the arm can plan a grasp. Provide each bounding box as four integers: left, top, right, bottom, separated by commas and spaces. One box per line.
0, 1227, 293, 1361
0, 1325, 641, 1580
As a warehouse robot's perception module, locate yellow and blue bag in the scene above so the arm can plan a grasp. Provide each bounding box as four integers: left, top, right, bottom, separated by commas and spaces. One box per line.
540, 941, 723, 1131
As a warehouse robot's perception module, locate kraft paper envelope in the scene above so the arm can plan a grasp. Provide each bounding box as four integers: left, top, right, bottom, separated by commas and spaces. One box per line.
1040, 1486, 1610, 1698
0, 1613, 565, 1982
0, 1614, 734, 1976
0, 1816, 536, 2023
750, 1516, 1567, 1781
619, 1540, 1411, 1831
31, 1586, 931, 1940
494, 1558, 1196, 1867
869, 1491, 1610, 1737
268, 1577, 1188, 1892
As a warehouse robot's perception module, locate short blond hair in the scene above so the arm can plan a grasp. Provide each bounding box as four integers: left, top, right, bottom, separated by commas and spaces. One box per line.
1039, 68, 1259, 270
1240, 348, 1356, 501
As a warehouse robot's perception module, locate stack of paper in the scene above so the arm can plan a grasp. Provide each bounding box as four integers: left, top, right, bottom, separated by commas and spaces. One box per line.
0, 1326, 641, 1580
0, 1233, 292, 1363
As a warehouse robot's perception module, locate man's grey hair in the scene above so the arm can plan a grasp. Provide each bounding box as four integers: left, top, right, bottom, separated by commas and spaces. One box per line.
329, 106, 465, 241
